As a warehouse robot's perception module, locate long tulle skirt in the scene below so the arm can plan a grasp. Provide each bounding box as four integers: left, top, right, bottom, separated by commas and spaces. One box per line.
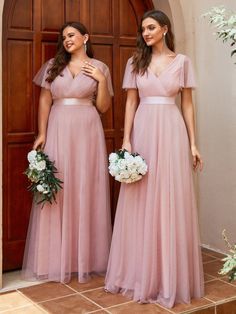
22, 104, 112, 283
105, 103, 204, 308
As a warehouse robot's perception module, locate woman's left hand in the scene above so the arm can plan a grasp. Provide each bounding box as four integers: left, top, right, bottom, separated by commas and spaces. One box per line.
191, 145, 203, 172
81, 62, 105, 82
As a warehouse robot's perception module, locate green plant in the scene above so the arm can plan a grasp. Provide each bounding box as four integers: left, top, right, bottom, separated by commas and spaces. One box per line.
219, 230, 236, 282
203, 6, 236, 59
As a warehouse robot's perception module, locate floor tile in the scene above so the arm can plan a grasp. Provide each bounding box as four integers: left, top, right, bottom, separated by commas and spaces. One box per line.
204, 274, 215, 282
83, 288, 130, 308
216, 299, 236, 314
203, 260, 225, 278
188, 307, 215, 314
201, 248, 225, 259
87, 311, 110, 314
1, 271, 46, 293
221, 277, 236, 286
19, 282, 76, 302
205, 279, 236, 302
108, 302, 171, 313
66, 275, 105, 292
202, 253, 217, 263
171, 298, 214, 313
39, 294, 101, 314
0, 291, 32, 312
2, 304, 47, 313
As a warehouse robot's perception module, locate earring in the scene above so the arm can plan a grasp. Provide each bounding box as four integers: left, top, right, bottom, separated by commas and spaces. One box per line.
84, 41, 87, 53
163, 32, 166, 36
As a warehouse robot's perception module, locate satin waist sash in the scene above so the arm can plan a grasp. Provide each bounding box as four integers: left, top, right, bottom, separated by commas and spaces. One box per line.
53, 98, 93, 106
140, 96, 175, 105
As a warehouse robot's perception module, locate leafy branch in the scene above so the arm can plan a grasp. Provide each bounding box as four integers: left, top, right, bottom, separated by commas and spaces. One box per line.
202, 6, 236, 59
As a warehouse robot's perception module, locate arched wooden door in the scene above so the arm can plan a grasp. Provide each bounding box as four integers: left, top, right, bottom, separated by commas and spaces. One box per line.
3, 0, 154, 271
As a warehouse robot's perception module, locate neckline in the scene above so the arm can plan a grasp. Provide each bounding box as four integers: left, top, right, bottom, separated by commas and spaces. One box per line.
66, 58, 93, 79
148, 54, 180, 78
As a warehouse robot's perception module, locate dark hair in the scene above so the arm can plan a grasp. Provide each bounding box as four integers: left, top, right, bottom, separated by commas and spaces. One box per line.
132, 10, 175, 75
46, 21, 93, 82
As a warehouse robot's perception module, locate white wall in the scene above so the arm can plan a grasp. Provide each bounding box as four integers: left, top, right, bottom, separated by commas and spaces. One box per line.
154, 0, 236, 252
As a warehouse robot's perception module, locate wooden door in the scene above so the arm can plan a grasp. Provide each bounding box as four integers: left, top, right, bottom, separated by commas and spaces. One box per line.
3, 0, 154, 271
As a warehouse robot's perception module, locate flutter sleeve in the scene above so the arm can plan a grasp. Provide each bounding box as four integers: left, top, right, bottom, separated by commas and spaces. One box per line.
180, 55, 196, 89
33, 58, 54, 89
103, 64, 114, 96
122, 57, 137, 89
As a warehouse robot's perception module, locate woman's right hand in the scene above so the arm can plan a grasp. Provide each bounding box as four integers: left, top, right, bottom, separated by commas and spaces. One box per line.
33, 134, 46, 150
122, 141, 132, 153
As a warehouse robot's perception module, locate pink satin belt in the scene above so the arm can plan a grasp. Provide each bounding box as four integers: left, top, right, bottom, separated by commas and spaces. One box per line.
53, 98, 93, 106
140, 96, 175, 105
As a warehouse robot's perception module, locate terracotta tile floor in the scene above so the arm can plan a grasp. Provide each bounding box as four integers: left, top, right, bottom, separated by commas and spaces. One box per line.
1, 248, 236, 313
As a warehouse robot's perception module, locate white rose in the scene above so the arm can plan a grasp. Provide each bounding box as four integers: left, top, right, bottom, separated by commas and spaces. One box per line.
124, 151, 131, 159
36, 184, 45, 192
109, 165, 119, 176
121, 170, 130, 179
35, 160, 46, 171
109, 153, 119, 162
117, 159, 127, 170
134, 155, 143, 162
138, 164, 148, 175
27, 150, 37, 163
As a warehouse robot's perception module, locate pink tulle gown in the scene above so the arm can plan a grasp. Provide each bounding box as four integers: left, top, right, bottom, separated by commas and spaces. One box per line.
105, 54, 204, 308
22, 58, 113, 283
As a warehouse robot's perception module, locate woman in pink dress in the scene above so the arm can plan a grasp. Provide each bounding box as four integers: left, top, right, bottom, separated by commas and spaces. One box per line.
22, 22, 113, 283
105, 10, 204, 308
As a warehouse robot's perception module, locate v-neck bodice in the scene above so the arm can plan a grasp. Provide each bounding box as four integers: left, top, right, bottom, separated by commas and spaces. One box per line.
148, 54, 180, 78
122, 54, 196, 98
33, 58, 114, 100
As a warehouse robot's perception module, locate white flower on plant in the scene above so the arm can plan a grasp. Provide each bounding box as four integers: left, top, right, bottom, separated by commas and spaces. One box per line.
27, 150, 37, 163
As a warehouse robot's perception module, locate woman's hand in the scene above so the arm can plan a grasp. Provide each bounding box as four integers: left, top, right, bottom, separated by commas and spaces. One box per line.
33, 134, 46, 150
191, 145, 203, 172
81, 62, 105, 82
122, 141, 132, 153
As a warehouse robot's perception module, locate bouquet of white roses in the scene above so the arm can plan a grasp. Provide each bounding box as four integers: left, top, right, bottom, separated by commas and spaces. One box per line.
24, 150, 63, 206
108, 149, 148, 183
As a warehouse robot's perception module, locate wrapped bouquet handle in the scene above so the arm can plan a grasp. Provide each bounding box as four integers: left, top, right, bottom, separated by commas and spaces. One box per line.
108, 149, 148, 183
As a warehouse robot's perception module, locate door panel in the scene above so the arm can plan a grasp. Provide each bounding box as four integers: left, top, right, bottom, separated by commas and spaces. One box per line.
3, 0, 153, 271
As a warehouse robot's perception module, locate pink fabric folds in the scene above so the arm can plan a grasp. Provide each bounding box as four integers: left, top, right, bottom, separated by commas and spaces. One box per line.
22, 58, 113, 283
105, 54, 204, 308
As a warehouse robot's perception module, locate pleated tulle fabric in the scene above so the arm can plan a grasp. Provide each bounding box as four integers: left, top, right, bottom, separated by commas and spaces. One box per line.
105, 54, 204, 308
22, 59, 113, 283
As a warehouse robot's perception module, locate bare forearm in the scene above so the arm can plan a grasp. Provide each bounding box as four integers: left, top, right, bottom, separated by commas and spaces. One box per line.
123, 90, 138, 143
182, 104, 196, 148
96, 78, 111, 113
37, 89, 52, 136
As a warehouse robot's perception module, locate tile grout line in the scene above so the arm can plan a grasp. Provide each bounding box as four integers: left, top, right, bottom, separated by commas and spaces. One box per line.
153, 302, 175, 313
178, 303, 217, 314
218, 277, 236, 288
104, 300, 135, 310
30, 292, 79, 305
202, 252, 227, 261
212, 295, 236, 305
76, 291, 106, 310
202, 259, 219, 264
0, 302, 48, 314
64, 283, 104, 294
